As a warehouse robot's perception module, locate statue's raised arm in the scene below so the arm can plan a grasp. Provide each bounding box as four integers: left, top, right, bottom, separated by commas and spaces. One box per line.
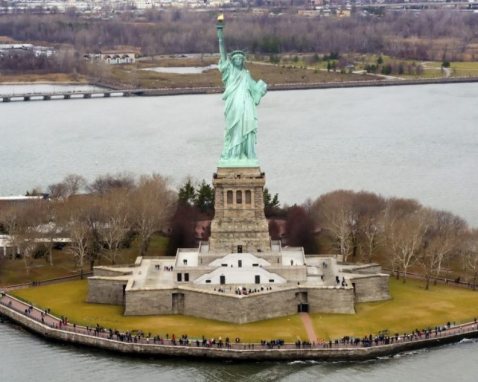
215, 14, 268, 168
216, 14, 227, 63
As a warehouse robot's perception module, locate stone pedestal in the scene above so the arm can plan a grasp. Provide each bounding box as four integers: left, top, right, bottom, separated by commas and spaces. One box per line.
209, 167, 270, 253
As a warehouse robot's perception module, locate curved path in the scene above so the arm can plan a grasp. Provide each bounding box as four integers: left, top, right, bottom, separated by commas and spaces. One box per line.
1, 292, 478, 361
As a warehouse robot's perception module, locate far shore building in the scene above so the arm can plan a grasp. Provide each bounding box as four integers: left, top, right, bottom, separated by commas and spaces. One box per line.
88, 168, 390, 324
84, 51, 136, 65
0, 44, 55, 57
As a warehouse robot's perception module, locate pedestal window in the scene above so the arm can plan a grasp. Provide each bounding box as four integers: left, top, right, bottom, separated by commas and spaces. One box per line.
245, 190, 252, 204
236, 190, 242, 204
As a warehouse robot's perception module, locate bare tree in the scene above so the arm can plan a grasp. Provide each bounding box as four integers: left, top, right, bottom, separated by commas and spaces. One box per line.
130, 174, 177, 257
57, 197, 95, 268
312, 190, 356, 262
419, 210, 466, 289
48, 182, 69, 200
33, 203, 59, 266
354, 192, 386, 263
88, 173, 135, 195
97, 189, 131, 265
0, 204, 43, 274
48, 174, 86, 200
0, 206, 21, 260
461, 230, 478, 290
384, 206, 427, 283
64, 174, 87, 196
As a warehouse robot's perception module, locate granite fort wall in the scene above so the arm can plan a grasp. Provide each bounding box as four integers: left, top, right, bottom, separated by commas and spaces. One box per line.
125, 288, 300, 323
93, 268, 132, 277
268, 266, 307, 282
182, 288, 299, 323
87, 278, 127, 305
174, 268, 208, 282
307, 287, 355, 314
350, 275, 390, 303
124, 285, 356, 322
124, 289, 172, 315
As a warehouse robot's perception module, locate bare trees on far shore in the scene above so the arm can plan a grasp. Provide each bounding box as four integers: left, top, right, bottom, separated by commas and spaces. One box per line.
1, 11, 478, 62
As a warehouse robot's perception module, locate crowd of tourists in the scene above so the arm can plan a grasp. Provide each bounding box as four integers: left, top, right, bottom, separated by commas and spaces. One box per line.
234, 286, 273, 295
210, 286, 274, 295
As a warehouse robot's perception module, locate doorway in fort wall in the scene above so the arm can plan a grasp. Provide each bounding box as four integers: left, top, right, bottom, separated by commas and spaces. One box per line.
296, 291, 309, 313
172, 293, 185, 314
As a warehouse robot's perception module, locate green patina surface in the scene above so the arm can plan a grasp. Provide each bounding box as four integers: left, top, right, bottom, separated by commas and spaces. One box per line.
216, 21, 267, 168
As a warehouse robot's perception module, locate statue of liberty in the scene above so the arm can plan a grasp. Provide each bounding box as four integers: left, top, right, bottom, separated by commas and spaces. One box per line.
216, 15, 267, 167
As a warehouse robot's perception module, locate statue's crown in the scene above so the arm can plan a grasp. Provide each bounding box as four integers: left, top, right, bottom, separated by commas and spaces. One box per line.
230, 50, 246, 58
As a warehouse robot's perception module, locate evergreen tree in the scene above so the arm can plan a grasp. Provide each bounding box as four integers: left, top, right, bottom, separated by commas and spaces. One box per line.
264, 188, 281, 217
178, 179, 196, 206
194, 180, 215, 215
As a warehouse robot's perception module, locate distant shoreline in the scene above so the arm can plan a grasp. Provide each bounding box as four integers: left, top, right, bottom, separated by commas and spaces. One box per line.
269, 76, 478, 91
2, 76, 478, 99
135, 76, 478, 97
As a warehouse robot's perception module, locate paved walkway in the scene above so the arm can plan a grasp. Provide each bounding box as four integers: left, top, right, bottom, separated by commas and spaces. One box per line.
2, 291, 478, 353
300, 312, 318, 344
0, 294, 61, 328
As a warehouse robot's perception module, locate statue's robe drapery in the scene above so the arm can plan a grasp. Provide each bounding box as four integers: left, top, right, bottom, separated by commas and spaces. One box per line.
218, 58, 267, 162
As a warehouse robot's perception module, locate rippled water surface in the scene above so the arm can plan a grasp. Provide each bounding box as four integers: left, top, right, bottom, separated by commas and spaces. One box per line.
1, 83, 478, 379
1, 83, 477, 226
1, 323, 478, 382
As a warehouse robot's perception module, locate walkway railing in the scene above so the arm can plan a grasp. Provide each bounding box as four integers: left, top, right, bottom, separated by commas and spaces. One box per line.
1, 271, 92, 292
1, 291, 477, 357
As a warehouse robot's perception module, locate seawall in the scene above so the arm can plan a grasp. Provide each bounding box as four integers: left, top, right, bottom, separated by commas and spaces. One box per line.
1, 294, 477, 361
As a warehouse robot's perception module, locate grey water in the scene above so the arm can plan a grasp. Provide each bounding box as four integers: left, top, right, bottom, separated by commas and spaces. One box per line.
1, 83, 478, 379
1, 323, 478, 381
1, 82, 477, 226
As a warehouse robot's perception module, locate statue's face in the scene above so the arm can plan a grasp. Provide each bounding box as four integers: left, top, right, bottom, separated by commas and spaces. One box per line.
232, 55, 244, 69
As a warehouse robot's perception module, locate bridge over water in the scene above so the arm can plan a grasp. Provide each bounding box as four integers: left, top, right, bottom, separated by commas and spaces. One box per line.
0, 87, 223, 102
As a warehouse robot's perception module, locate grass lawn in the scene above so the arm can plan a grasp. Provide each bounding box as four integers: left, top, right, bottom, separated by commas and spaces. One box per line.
107, 58, 378, 90
0, 250, 89, 286
0, 73, 88, 84
11, 278, 478, 342
11, 280, 305, 342
450, 61, 478, 76
311, 278, 478, 340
